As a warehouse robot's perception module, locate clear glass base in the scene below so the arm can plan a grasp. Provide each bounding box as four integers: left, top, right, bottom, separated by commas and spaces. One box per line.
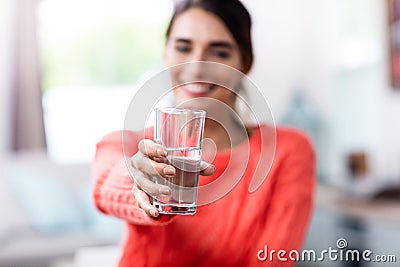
153, 201, 196, 215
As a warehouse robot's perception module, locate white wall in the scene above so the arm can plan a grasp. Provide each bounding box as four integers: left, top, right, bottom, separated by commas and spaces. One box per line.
244, 0, 400, 182
0, 0, 15, 154
243, 0, 336, 120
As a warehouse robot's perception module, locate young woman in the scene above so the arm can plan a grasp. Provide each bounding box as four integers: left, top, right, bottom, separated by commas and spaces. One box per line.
92, 0, 315, 266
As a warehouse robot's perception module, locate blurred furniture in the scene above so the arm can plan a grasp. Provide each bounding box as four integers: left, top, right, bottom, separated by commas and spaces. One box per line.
0, 151, 122, 267
316, 185, 400, 224
302, 185, 400, 267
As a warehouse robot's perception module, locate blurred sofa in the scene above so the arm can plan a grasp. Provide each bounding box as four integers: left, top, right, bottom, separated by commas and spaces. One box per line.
0, 151, 122, 267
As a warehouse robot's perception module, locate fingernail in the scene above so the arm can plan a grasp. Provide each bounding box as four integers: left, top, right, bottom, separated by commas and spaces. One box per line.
157, 147, 165, 156
149, 209, 157, 217
159, 187, 171, 195
211, 164, 216, 172
163, 166, 175, 176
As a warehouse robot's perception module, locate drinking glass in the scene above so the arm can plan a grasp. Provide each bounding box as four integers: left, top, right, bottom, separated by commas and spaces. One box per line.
153, 107, 206, 214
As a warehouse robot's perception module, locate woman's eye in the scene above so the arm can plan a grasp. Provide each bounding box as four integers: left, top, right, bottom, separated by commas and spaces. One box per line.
212, 50, 231, 59
175, 45, 191, 53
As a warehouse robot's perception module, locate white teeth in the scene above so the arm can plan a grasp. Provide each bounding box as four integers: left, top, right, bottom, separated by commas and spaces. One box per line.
185, 83, 210, 93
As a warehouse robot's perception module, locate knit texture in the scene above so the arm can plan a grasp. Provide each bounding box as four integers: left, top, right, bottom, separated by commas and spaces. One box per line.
92, 125, 316, 267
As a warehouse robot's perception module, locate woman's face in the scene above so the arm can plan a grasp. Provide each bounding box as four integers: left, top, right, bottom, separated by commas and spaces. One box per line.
164, 8, 243, 109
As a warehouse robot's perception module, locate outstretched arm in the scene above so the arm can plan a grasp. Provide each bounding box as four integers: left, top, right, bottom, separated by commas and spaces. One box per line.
91, 130, 174, 225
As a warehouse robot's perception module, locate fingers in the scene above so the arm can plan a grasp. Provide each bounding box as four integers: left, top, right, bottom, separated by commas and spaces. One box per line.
138, 139, 166, 158
134, 139, 174, 178
136, 139, 216, 177
132, 184, 159, 218
132, 169, 171, 197
200, 161, 216, 176
130, 139, 173, 218
131, 152, 175, 179
136, 157, 175, 178
131, 138, 216, 219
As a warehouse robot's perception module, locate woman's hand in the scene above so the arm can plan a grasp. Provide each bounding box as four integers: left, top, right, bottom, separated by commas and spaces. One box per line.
130, 139, 215, 218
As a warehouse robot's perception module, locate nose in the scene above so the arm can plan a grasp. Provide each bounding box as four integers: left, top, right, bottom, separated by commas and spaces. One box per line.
189, 47, 206, 62
183, 61, 204, 80
180, 48, 209, 81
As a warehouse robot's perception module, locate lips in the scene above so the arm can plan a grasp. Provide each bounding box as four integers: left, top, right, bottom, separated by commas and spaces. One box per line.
180, 83, 216, 98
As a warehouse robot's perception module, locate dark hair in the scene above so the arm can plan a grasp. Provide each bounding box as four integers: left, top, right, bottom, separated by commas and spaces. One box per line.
166, 0, 253, 74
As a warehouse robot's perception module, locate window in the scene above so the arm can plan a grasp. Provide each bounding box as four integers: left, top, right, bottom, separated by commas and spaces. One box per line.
37, 0, 172, 163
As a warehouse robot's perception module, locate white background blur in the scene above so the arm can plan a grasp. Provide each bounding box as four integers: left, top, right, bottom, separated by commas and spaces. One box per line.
0, 0, 399, 266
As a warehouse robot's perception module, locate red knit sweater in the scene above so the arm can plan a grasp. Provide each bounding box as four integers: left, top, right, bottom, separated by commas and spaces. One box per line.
92, 125, 315, 267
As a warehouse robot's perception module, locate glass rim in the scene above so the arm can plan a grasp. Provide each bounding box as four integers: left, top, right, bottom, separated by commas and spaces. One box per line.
156, 107, 206, 116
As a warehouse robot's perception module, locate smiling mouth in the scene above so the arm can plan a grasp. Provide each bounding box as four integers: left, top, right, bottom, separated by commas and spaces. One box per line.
180, 82, 216, 97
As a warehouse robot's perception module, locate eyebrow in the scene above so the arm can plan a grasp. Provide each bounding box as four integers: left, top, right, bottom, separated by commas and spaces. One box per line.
210, 41, 234, 49
174, 38, 234, 49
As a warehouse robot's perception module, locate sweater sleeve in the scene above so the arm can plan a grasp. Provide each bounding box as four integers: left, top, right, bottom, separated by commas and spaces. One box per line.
91, 130, 174, 226
249, 129, 316, 266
